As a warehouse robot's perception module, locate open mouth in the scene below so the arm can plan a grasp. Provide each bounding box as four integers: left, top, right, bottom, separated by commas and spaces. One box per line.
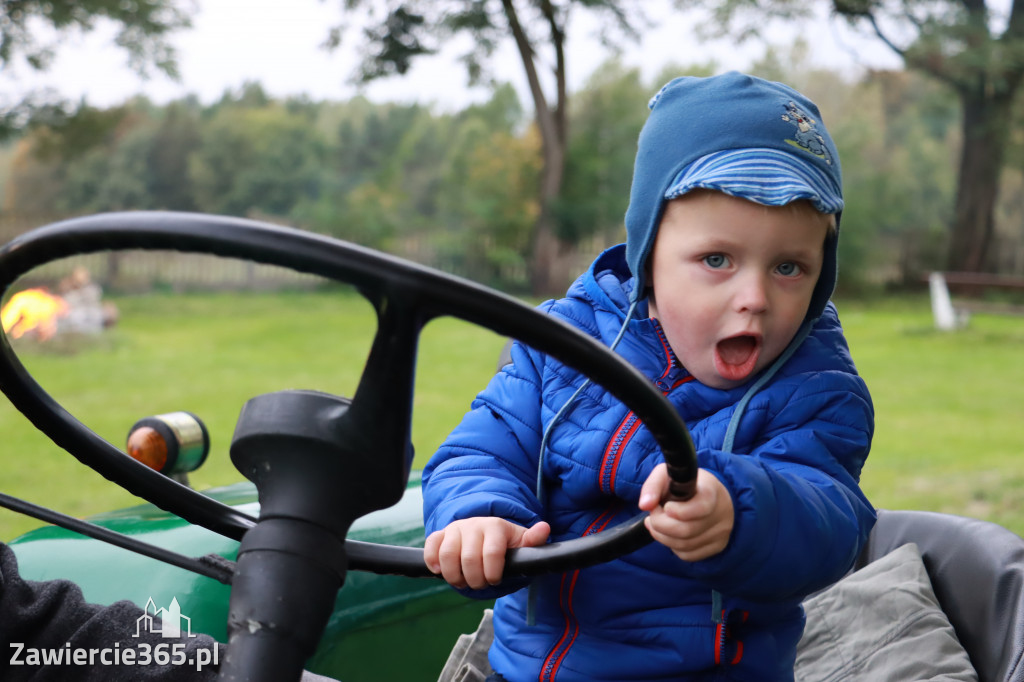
714, 334, 761, 382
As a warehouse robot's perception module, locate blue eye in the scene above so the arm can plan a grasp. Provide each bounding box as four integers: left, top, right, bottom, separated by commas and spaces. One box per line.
703, 254, 728, 269
777, 262, 801, 276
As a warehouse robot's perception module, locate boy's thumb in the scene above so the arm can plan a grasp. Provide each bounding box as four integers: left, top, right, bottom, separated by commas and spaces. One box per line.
520, 521, 551, 547
639, 463, 669, 510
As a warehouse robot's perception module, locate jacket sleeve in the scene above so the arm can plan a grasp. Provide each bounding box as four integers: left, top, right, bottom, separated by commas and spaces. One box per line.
681, 369, 876, 602
422, 338, 549, 538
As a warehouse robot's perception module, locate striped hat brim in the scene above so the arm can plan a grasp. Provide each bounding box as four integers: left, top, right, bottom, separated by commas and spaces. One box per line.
664, 148, 843, 214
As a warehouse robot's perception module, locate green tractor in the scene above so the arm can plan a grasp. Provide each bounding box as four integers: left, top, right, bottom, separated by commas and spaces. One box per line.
3, 213, 1023, 682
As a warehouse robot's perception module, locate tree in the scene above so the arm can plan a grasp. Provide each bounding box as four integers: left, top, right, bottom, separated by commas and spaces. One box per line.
835, 0, 1024, 273
703, 0, 1024, 273
827, 70, 959, 288
296, 101, 448, 249
146, 100, 202, 210
435, 87, 541, 289
555, 60, 673, 248
188, 103, 327, 218
329, 0, 650, 295
0, 0, 192, 138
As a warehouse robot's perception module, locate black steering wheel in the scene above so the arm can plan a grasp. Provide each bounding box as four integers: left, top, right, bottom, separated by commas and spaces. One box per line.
0, 211, 698, 681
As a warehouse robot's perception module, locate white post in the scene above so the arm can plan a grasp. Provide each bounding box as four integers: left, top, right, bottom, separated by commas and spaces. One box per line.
929, 272, 959, 331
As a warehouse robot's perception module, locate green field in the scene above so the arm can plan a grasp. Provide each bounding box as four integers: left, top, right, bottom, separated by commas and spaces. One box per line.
839, 299, 1024, 535
1, 290, 1022, 542
0, 288, 506, 540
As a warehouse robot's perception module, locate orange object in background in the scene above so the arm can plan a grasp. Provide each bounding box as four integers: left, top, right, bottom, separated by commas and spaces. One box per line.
1, 288, 69, 340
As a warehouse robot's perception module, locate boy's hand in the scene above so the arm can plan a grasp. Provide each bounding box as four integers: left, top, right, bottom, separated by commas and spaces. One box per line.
424, 517, 551, 590
638, 464, 734, 562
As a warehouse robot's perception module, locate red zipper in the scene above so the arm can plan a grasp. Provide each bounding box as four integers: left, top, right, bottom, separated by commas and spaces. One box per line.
538, 510, 617, 682
540, 321, 691, 680
598, 325, 681, 494
597, 373, 692, 495
714, 609, 749, 666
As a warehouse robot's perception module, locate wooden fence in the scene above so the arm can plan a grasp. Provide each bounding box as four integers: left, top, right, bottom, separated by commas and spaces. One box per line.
1, 213, 623, 297
0, 214, 330, 294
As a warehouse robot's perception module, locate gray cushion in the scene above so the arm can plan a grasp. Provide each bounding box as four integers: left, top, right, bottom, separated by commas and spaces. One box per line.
857, 510, 1024, 682
796, 543, 978, 682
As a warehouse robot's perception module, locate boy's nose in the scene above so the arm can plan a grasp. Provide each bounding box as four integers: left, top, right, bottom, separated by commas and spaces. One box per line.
734, 273, 769, 314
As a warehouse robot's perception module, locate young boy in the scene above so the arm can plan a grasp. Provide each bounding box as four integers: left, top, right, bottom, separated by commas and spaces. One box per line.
423, 72, 875, 682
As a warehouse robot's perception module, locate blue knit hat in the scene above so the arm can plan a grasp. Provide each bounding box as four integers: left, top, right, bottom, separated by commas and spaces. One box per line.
624, 72, 843, 321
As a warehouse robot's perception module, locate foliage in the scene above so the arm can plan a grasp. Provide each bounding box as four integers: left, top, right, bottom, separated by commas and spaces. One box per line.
0, 0, 193, 139
1, 59, 989, 291
554, 59, 649, 244
328, 1, 644, 89
328, 0, 655, 295
832, 0, 1024, 273
189, 102, 326, 217
294, 101, 449, 250
435, 122, 542, 289
835, 71, 959, 287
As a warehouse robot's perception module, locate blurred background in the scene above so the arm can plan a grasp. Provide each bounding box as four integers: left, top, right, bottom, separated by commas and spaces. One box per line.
1, 0, 1023, 541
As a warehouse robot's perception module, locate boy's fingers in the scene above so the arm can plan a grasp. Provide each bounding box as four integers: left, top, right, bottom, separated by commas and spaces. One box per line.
662, 494, 714, 522
429, 519, 556, 589
660, 470, 727, 522
424, 530, 444, 573
478, 521, 549, 586
459, 525, 489, 590
644, 516, 727, 561
436, 525, 469, 588
639, 463, 669, 510
482, 528, 510, 586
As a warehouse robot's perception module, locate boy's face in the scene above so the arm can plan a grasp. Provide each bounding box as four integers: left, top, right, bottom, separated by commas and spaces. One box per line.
647, 190, 829, 389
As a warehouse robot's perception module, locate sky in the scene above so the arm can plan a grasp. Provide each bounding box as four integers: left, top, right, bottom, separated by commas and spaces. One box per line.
0, 0, 903, 113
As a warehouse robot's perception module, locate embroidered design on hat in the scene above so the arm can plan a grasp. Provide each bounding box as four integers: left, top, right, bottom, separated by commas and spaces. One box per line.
781, 101, 833, 165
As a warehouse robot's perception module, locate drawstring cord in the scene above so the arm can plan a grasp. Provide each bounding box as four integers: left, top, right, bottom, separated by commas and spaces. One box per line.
527, 299, 639, 626
534, 299, 640, 499
712, 317, 815, 627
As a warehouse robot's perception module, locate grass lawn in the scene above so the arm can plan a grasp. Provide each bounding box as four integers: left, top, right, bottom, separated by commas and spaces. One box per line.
0, 287, 506, 540
1, 290, 1023, 541
838, 298, 1024, 535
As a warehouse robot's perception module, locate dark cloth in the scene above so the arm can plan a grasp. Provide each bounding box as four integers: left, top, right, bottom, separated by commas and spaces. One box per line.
0, 540, 224, 681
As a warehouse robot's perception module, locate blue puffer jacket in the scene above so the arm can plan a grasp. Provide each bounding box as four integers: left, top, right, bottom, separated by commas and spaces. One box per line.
423, 245, 875, 682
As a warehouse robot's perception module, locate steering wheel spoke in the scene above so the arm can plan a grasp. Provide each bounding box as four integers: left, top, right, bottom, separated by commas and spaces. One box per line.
345, 292, 424, 499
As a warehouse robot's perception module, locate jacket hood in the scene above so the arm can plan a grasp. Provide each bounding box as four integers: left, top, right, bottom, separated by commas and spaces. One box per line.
623, 71, 843, 322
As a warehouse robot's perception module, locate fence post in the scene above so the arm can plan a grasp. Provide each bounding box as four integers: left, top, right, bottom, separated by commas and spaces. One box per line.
928, 272, 960, 331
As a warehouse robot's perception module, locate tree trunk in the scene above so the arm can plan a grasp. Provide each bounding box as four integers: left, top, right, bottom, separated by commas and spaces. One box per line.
502, 0, 573, 298
529, 132, 570, 296
947, 87, 1015, 272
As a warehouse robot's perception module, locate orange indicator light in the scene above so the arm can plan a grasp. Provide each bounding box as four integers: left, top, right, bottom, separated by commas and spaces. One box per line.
126, 425, 170, 472
125, 412, 209, 476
